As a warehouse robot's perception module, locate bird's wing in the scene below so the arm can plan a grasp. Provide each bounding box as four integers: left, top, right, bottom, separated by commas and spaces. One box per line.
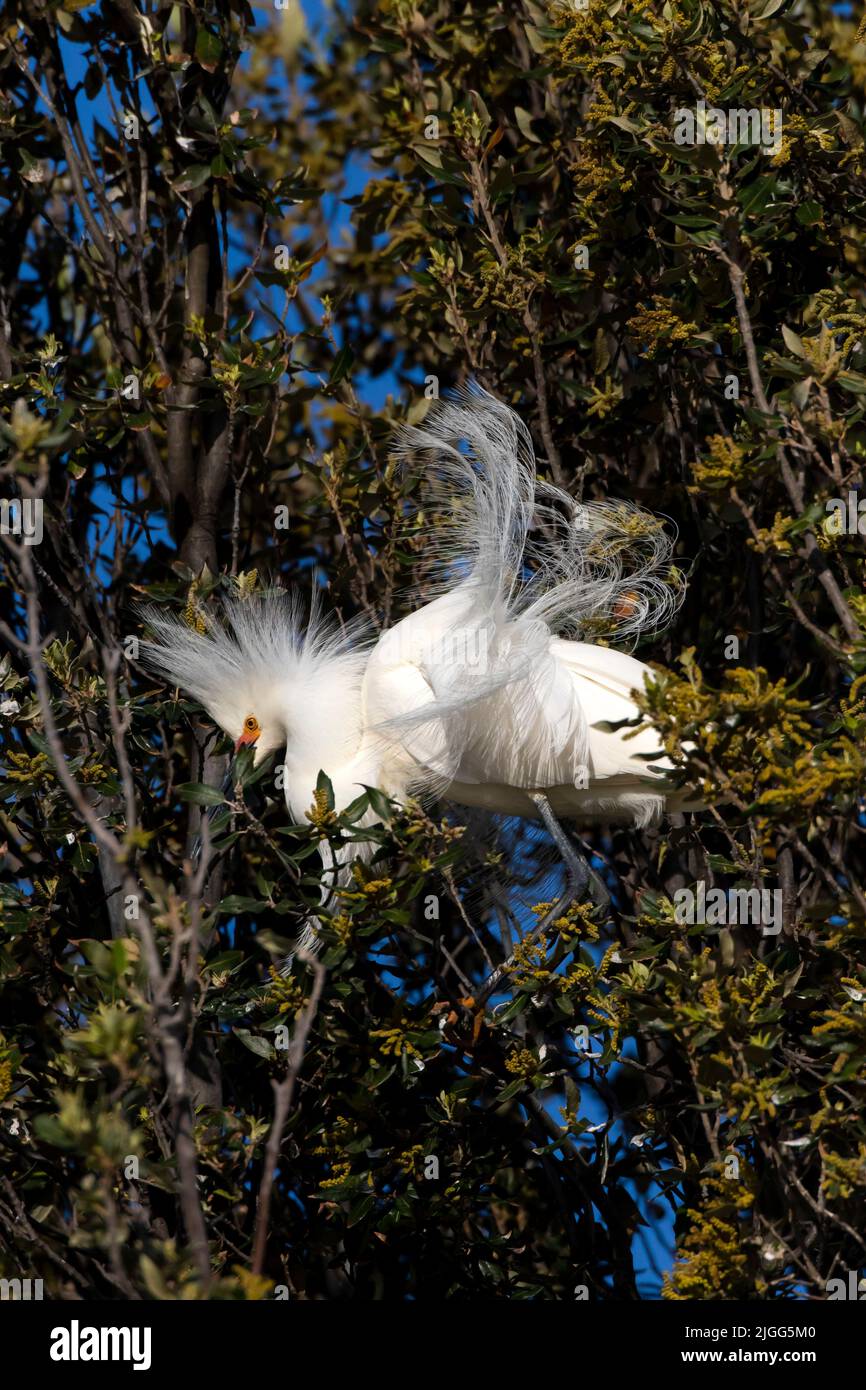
380, 386, 685, 806
550, 639, 672, 777
548, 639, 656, 703
363, 656, 458, 795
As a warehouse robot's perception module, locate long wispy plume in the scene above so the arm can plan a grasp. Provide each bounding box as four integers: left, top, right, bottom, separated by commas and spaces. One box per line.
395, 382, 685, 649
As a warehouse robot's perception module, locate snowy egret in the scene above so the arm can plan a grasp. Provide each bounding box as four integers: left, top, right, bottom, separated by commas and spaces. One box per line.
142, 385, 692, 931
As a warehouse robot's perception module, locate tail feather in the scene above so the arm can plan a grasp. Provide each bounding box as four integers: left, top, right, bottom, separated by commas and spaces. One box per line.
395, 383, 684, 649
394, 382, 536, 611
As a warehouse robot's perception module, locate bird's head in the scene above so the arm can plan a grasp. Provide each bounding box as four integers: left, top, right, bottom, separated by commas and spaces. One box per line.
139, 590, 369, 772
236, 712, 264, 758
140, 598, 293, 766
210, 687, 291, 767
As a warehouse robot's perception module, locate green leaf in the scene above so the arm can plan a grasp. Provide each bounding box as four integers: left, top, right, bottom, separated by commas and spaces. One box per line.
514, 106, 541, 143
204, 951, 245, 975
328, 345, 354, 385
781, 325, 806, 359
360, 784, 392, 821
497, 1078, 526, 1103
233, 1028, 275, 1059
347, 1193, 376, 1226
218, 895, 268, 914
316, 769, 335, 810
174, 164, 212, 193
341, 791, 370, 823
195, 26, 223, 73
795, 200, 823, 226
177, 782, 226, 806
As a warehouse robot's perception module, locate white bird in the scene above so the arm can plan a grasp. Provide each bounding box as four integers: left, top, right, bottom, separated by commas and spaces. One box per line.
142, 386, 693, 933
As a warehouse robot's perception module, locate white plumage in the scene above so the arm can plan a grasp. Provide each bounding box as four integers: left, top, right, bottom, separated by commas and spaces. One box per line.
142, 386, 691, 873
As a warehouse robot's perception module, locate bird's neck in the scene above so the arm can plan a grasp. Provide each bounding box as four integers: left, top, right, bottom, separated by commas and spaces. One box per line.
281, 655, 366, 785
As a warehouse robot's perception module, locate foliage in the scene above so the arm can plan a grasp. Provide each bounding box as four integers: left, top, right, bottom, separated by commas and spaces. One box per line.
1, 0, 866, 1300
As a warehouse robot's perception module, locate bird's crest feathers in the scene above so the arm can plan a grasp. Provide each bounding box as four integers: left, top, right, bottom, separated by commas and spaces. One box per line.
139, 590, 370, 756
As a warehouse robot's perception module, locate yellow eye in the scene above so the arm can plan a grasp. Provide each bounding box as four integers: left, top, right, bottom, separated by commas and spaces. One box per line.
244, 716, 259, 733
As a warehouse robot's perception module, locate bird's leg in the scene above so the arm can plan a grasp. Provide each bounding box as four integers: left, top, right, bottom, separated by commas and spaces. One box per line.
528, 791, 590, 904
475, 795, 592, 1009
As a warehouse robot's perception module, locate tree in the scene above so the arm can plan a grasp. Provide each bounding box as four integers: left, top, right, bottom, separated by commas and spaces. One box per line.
1, 0, 865, 1300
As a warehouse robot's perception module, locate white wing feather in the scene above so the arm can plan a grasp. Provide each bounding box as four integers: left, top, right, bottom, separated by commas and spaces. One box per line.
361, 384, 686, 825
